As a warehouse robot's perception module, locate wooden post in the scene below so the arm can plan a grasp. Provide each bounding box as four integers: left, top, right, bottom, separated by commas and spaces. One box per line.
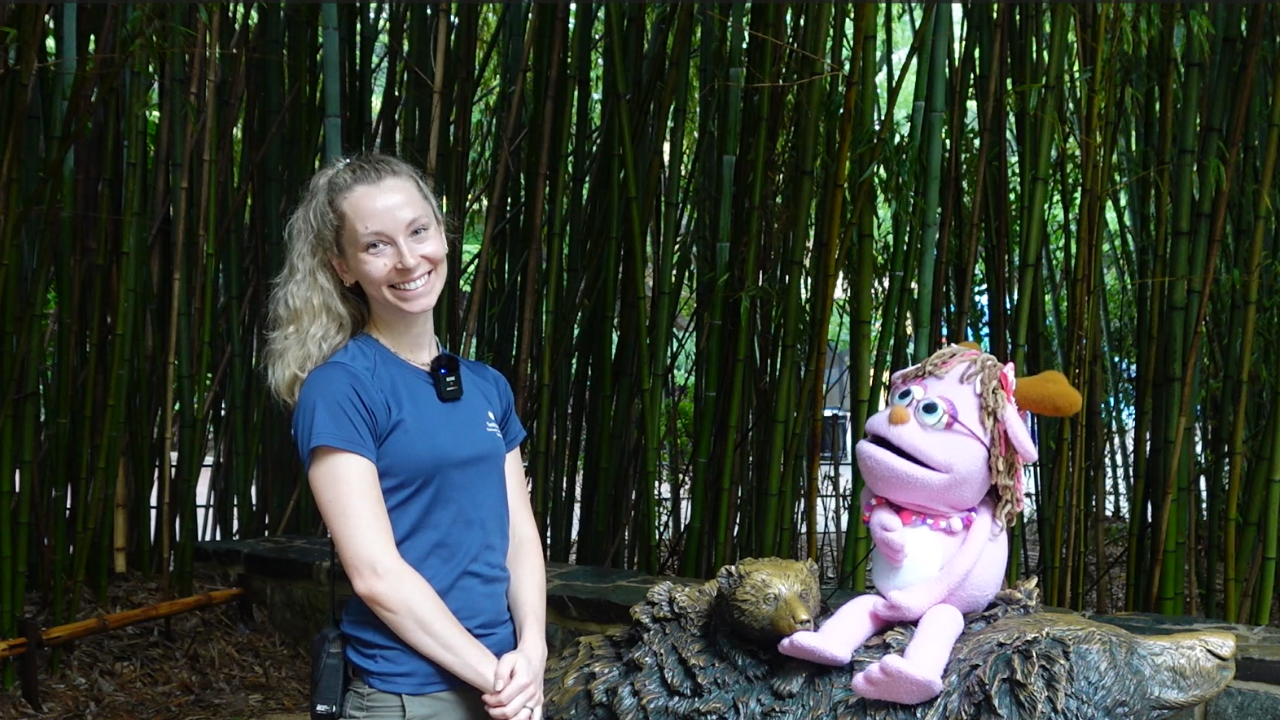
18, 617, 42, 712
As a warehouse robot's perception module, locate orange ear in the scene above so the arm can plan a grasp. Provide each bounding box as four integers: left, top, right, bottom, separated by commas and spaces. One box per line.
1014, 370, 1082, 417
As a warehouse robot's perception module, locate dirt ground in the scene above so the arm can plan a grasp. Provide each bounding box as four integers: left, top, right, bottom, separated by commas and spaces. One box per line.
0, 570, 309, 720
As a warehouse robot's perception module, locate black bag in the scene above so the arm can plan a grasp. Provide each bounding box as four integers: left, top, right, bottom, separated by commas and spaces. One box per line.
310, 537, 346, 720
310, 623, 346, 720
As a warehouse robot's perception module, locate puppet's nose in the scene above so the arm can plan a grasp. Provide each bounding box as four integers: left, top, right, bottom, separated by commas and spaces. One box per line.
889, 406, 910, 425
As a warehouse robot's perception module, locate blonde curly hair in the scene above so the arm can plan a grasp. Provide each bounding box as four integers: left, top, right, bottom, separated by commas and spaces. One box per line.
263, 153, 443, 407
892, 345, 1025, 528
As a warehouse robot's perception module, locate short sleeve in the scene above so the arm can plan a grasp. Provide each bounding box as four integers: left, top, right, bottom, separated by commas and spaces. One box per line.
293, 361, 384, 470
484, 365, 527, 453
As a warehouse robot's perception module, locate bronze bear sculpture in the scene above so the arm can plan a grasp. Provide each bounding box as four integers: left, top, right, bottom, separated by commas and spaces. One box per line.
543, 557, 1236, 720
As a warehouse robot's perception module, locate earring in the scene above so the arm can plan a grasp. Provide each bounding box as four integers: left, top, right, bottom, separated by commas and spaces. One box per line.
343, 279, 354, 288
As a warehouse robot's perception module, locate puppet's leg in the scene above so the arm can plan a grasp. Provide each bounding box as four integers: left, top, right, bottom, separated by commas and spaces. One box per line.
777, 594, 885, 666
850, 602, 964, 704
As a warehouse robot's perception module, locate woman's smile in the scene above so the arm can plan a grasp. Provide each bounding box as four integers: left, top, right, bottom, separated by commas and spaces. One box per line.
392, 273, 431, 292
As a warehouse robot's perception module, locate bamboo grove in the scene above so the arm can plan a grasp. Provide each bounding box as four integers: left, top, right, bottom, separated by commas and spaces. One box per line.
2, 2, 1280, 667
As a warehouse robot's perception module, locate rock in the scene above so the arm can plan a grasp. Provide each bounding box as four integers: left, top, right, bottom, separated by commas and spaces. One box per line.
543, 560, 1236, 720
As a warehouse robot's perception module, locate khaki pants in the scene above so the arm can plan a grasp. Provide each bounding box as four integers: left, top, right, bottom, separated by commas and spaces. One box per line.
341, 677, 489, 720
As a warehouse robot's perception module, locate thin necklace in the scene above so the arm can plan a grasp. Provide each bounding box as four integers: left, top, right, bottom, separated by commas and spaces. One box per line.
366, 326, 440, 369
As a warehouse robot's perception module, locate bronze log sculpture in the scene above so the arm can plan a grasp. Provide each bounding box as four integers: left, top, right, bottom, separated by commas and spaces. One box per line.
543, 558, 1236, 720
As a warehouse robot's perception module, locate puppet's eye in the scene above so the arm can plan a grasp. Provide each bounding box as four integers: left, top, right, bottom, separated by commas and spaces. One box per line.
916, 398, 951, 428
891, 384, 924, 406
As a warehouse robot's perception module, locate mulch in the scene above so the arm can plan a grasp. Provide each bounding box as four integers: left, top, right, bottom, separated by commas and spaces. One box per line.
0, 569, 309, 720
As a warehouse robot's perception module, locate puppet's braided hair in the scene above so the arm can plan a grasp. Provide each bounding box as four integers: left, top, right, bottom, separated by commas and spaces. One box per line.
893, 344, 1025, 528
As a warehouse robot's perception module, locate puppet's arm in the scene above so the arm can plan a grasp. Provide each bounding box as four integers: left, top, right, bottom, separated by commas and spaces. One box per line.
862, 487, 908, 565
873, 499, 997, 622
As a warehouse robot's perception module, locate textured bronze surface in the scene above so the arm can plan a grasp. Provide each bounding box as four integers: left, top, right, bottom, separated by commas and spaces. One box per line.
543, 560, 1236, 720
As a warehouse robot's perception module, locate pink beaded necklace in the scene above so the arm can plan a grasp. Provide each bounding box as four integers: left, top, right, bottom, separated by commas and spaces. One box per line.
861, 495, 977, 534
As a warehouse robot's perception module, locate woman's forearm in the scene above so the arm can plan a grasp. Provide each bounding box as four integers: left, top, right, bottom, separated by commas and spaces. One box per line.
506, 538, 547, 653
354, 555, 502, 692
502, 448, 547, 656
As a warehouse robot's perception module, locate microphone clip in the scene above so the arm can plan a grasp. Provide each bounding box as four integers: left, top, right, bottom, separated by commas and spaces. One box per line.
429, 353, 463, 402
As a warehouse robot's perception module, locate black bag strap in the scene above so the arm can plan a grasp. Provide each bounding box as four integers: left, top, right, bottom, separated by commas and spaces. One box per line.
328, 534, 338, 626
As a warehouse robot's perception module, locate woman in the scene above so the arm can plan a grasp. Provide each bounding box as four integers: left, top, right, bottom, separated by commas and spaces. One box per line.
264, 153, 546, 720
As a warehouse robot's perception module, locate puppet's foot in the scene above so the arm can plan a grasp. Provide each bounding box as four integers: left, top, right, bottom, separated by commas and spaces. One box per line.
777, 630, 857, 666
778, 594, 882, 666
851, 654, 944, 705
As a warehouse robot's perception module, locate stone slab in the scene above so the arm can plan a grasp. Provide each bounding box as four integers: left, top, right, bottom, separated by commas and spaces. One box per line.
195, 535, 343, 583
1166, 680, 1280, 719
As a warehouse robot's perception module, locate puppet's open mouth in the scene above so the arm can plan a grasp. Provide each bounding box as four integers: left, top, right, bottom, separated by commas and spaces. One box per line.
866, 434, 940, 472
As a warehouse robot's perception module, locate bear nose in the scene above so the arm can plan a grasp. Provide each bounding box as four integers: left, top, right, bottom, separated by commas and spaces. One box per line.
889, 406, 910, 425
791, 606, 814, 632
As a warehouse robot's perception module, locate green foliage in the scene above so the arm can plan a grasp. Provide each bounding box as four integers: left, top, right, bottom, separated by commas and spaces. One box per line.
1, 4, 1279, 648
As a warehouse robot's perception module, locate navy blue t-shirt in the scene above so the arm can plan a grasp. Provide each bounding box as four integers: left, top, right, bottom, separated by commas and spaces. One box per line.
292, 332, 527, 694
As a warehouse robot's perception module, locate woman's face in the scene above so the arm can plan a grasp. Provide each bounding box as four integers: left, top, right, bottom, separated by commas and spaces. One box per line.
330, 176, 448, 324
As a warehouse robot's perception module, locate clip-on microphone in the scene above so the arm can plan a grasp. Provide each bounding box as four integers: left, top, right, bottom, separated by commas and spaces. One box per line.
429, 352, 463, 402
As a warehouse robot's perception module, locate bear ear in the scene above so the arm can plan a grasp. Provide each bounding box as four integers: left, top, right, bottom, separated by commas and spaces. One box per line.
804, 558, 820, 582
716, 563, 743, 589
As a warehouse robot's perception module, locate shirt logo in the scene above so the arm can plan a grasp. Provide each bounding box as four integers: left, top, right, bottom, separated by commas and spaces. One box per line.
486, 410, 503, 439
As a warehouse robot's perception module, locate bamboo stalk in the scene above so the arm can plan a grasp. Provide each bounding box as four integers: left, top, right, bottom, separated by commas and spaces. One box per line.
462, 6, 536, 359
648, 3, 694, 569
426, 3, 449, 179
519, 4, 567, 530
1125, 4, 1176, 611
1150, 4, 1205, 612
686, 3, 775, 576
71, 3, 122, 609
805, 4, 870, 563
1227, 18, 1280, 621
543, 1, 595, 562
605, 4, 659, 571
1256, 386, 1280, 624
0, 588, 245, 660
0, 4, 45, 661
911, 4, 947, 361
357, 1, 376, 149
956, 4, 1004, 341
45, 3, 82, 638
584, 133, 621, 565
1011, 4, 1068, 372
534, 2, 578, 555
177, 4, 221, 589
840, 2, 879, 591
322, 3, 342, 160
515, 3, 566, 424
697, 7, 739, 568
758, 3, 830, 559
159, 7, 205, 590
0, 268, 15, 648
373, 4, 405, 152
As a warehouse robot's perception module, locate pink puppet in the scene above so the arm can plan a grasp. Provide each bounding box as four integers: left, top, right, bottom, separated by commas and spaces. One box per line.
778, 344, 1081, 705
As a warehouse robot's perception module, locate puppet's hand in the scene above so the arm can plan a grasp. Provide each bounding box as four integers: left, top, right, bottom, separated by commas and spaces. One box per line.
868, 508, 907, 565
